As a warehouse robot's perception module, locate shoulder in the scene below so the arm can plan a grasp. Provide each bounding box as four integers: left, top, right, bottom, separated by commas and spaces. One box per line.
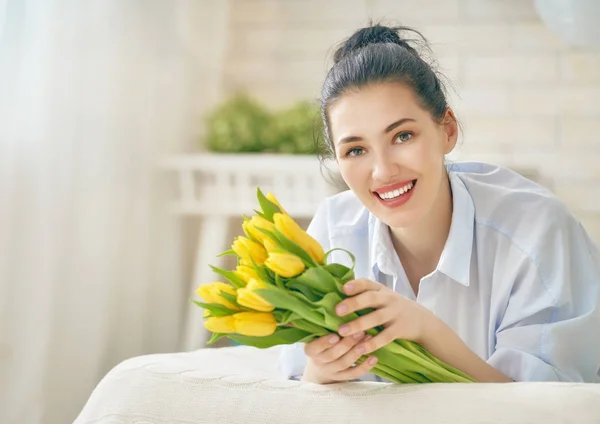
452, 162, 599, 298
450, 161, 576, 241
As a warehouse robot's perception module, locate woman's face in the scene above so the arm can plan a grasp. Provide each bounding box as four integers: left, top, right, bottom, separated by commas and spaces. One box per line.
328, 82, 458, 229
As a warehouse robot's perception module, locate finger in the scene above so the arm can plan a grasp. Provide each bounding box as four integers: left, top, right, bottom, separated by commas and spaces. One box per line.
304, 333, 340, 357
338, 309, 389, 337
318, 332, 365, 364
335, 355, 379, 381
343, 278, 382, 296
336, 290, 386, 317
356, 327, 397, 355
328, 334, 373, 372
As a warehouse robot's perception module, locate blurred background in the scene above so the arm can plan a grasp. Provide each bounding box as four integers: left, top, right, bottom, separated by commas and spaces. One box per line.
1, 1, 599, 423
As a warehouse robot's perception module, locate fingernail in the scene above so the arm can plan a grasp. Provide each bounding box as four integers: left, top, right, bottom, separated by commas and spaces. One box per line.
352, 331, 365, 340
338, 325, 349, 336
368, 356, 378, 365
328, 335, 339, 344
344, 283, 354, 294
356, 345, 366, 355
336, 304, 347, 315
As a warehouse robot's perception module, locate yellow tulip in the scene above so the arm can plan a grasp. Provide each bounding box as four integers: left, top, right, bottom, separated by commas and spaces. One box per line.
265, 252, 306, 278
232, 236, 267, 265
273, 213, 325, 264
196, 282, 239, 310
233, 312, 277, 337
204, 315, 236, 333
203, 309, 211, 318
266, 192, 287, 215
262, 237, 280, 253
243, 216, 276, 245
237, 279, 274, 312
234, 264, 260, 285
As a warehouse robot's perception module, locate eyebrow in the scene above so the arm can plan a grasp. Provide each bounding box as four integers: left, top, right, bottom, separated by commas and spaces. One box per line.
336, 118, 416, 145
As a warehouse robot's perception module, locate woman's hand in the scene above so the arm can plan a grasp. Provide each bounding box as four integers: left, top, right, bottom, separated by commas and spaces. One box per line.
301, 332, 379, 384
334, 278, 441, 355
332, 278, 513, 383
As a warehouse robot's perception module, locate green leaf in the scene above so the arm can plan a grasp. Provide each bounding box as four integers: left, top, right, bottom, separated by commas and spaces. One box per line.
192, 300, 237, 316
323, 263, 355, 284
219, 291, 250, 311
292, 266, 343, 295
288, 317, 328, 336
272, 309, 294, 324
324, 248, 356, 271
286, 279, 323, 302
226, 327, 310, 348
216, 249, 236, 258
256, 286, 328, 328
275, 273, 285, 290
207, 332, 226, 345
256, 188, 282, 221
209, 265, 247, 289
322, 263, 351, 279
313, 292, 351, 329
252, 262, 273, 284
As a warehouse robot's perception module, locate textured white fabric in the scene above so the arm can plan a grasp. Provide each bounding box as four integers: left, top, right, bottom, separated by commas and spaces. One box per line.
75, 345, 600, 424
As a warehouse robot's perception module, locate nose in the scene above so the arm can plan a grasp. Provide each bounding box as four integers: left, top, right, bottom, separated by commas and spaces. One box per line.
372, 151, 399, 182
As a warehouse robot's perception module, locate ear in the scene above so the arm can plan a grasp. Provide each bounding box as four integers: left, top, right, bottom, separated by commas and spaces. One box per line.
441, 108, 458, 154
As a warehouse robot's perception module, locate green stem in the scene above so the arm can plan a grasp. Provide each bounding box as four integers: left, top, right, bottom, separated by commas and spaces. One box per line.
356, 357, 420, 383
379, 341, 472, 383
393, 340, 475, 382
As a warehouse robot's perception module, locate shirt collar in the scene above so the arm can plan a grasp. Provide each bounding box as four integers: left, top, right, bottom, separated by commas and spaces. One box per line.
437, 172, 475, 286
369, 215, 397, 278
368, 171, 475, 286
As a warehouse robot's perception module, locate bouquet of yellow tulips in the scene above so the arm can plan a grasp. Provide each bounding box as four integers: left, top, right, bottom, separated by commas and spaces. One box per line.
194, 189, 474, 383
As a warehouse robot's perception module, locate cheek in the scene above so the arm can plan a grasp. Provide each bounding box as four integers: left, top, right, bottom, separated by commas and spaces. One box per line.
339, 161, 369, 191
412, 137, 445, 169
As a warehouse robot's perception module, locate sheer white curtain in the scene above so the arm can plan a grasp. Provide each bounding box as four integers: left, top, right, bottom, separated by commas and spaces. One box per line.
0, 1, 229, 423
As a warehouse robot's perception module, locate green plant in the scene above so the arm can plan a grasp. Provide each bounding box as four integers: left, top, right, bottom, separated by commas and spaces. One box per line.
203, 93, 321, 154
265, 101, 323, 155
204, 94, 272, 153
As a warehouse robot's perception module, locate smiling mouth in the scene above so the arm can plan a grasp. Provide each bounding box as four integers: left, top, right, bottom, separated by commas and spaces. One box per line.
375, 179, 418, 200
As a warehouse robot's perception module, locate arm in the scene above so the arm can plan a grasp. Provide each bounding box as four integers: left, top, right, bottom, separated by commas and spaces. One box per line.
337, 217, 600, 383
336, 280, 512, 382
422, 319, 512, 382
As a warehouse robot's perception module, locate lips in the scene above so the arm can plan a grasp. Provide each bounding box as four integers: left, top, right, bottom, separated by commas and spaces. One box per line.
373, 179, 417, 199
372, 179, 418, 208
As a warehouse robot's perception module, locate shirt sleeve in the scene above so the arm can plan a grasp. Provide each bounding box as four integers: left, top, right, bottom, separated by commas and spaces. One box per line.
277, 198, 331, 380
487, 216, 600, 383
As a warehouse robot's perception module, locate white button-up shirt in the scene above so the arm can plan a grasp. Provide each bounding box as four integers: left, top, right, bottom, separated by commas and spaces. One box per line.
278, 162, 600, 382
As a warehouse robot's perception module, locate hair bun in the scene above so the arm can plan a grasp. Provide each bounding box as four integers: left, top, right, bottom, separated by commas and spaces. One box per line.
334, 24, 412, 64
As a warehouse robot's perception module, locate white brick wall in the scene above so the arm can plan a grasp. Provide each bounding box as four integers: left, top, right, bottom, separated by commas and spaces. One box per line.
223, 0, 600, 243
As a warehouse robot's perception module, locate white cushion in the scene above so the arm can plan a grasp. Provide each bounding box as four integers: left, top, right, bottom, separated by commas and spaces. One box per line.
75, 345, 600, 424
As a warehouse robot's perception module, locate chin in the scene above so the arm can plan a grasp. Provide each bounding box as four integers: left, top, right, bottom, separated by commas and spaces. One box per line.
367, 203, 420, 229
380, 213, 419, 229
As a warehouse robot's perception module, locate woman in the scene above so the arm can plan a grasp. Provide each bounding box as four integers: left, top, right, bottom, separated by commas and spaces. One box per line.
278, 24, 600, 384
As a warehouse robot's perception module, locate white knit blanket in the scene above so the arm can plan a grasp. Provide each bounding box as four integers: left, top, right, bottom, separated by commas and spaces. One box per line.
74, 345, 600, 424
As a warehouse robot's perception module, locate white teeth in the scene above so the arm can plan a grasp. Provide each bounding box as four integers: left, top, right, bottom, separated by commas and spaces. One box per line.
379, 182, 414, 199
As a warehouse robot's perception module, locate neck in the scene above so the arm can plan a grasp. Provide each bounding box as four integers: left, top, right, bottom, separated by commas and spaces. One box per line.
390, 172, 453, 275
